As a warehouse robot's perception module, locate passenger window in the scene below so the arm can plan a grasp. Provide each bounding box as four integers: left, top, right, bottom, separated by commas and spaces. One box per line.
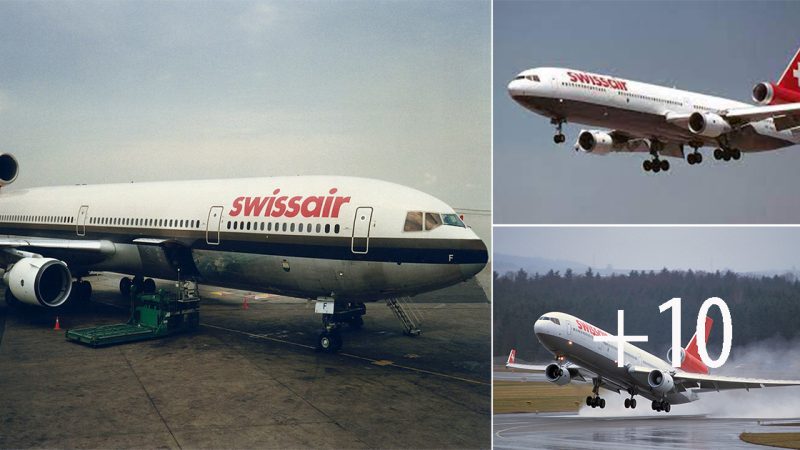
246, 222, 251, 231
334, 224, 340, 234
325, 224, 330, 233
267, 222, 272, 232
260, 222, 264, 231
403, 211, 423, 232
424, 212, 442, 231
282, 223, 287, 232
316, 224, 321, 233
227, 221, 231, 230
290, 223, 295, 232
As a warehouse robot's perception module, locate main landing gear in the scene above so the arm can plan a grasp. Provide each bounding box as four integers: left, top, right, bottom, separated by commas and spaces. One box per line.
119, 276, 157, 297
551, 118, 566, 144
316, 300, 366, 353
624, 388, 638, 409
652, 399, 671, 413
687, 147, 703, 165
586, 377, 606, 409
642, 158, 670, 173
713, 147, 741, 162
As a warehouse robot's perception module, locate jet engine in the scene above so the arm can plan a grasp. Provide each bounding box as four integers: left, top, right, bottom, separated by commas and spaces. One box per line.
667, 347, 685, 366
647, 369, 675, 395
688, 112, 731, 138
3, 257, 72, 307
752, 82, 800, 105
0, 153, 18, 186
576, 130, 614, 155
544, 363, 571, 386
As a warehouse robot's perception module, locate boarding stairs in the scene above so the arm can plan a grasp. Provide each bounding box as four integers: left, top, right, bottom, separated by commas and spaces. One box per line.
386, 296, 422, 336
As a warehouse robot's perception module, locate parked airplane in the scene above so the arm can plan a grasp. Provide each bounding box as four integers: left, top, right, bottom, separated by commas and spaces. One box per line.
0, 153, 488, 351
508, 48, 800, 173
506, 312, 800, 413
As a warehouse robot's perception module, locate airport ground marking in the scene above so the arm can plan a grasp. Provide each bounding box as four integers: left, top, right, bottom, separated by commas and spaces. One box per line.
202, 323, 489, 386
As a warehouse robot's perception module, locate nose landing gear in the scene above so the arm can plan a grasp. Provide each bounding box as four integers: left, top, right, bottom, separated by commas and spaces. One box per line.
551, 118, 566, 144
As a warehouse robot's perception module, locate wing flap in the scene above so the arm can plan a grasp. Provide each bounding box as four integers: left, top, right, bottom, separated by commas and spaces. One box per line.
724, 103, 800, 124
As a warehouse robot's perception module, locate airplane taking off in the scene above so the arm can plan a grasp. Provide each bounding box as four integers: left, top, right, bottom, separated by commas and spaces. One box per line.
0, 153, 488, 351
508, 48, 800, 173
506, 312, 800, 413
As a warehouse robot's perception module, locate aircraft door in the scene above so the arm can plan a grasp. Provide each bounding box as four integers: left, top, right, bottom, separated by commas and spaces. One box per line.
351, 207, 373, 254
76, 205, 89, 236
206, 206, 224, 245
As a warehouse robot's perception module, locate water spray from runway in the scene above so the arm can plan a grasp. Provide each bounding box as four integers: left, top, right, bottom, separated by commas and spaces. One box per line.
578, 338, 800, 419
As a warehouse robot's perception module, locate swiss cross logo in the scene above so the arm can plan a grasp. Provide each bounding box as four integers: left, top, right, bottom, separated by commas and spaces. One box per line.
794, 61, 800, 88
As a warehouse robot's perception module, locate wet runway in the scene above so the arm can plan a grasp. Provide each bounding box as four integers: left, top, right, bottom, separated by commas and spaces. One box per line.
494, 412, 800, 449
0, 273, 490, 448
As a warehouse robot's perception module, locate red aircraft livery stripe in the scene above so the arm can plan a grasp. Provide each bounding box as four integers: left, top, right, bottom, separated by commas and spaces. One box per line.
567, 71, 628, 91
229, 188, 351, 219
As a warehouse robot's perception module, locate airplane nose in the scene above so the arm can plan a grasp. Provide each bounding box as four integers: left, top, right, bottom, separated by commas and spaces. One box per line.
507, 79, 526, 98
459, 238, 488, 280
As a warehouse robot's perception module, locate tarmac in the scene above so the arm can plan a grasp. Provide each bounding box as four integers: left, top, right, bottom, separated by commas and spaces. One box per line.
494, 412, 800, 449
0, 273, 490, 448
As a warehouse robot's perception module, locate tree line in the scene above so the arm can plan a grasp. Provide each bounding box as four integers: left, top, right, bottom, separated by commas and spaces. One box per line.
494, 268, 800, 361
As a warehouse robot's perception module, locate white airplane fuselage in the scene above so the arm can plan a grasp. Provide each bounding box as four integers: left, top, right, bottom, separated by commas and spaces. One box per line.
534, 312, 697, 404
508, 67, 799, 151
0, 175, 488, 303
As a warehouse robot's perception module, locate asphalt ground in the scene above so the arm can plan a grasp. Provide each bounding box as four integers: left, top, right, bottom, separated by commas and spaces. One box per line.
0, 273, 490, 449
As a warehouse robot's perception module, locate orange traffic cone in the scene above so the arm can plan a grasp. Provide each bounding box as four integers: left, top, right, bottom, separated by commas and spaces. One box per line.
53, 316, 61, 330
242, 296, 249, 310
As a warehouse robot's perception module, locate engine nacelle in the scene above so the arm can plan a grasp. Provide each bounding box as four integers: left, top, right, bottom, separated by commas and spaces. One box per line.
576, 130, 614, 155
544, 363, 571, 386
647, 369, 675, 395
0, 153, 18, 187
3, 257, 72, 307
752, 82, 800, 105
688, 112, 731, 138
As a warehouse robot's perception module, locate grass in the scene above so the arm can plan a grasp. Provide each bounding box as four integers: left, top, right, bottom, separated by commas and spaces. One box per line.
740, 433, 800, 449
493, 380, 592, 414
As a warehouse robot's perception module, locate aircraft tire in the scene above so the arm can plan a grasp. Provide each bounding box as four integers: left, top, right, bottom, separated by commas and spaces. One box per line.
661, 159, 670, 171
586, 396, 593, 407
695, 153, 703, 164
732, 149, 741, 160
119, 277, 132, 297
599, 398, 605, 409
624, 398, 630, 408
643, 160, 652, 172
143, 278, 156, 294
630, 398, 637, 409
714, 148, 724, 160
723, 152, 731, 161
652, 163, 661, 173
664, 402, 671, 413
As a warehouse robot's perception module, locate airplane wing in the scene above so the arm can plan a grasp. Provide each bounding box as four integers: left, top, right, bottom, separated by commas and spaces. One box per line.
504, 349, 596, 383
628, 365, 800, 393
0, 236, 114, 253
724, 103, 800, 131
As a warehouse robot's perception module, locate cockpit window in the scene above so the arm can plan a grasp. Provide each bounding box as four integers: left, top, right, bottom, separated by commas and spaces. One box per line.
424, 212, 442, 231
530, 75, 540, 82
442, 213, 466, 228
517, 74, 540, 82
539, 316, 550, 321
550, 318, 560, 325
515, 75, 525, 80
403, 211, 423, 232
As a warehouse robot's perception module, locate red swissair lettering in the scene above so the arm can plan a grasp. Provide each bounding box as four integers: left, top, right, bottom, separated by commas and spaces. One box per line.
576, 319, 608, 337
229, 188, 351, 219
567, 71, 628, 91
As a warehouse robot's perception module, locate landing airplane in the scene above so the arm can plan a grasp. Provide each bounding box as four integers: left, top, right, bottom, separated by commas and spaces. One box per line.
508, 48, 800, 173
506, 312, 800, 413
0, 153, 488, 351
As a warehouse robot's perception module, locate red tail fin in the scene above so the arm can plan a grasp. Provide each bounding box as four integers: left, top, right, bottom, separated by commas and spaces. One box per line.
777, 47, 800, 92
681, 316, 712, 374
507, 349, 516, 365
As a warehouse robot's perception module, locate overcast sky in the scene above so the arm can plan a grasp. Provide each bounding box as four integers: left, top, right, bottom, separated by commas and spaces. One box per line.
494, 0, 800, 224
0, 0, 490, 212
495, 227, 800, 273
